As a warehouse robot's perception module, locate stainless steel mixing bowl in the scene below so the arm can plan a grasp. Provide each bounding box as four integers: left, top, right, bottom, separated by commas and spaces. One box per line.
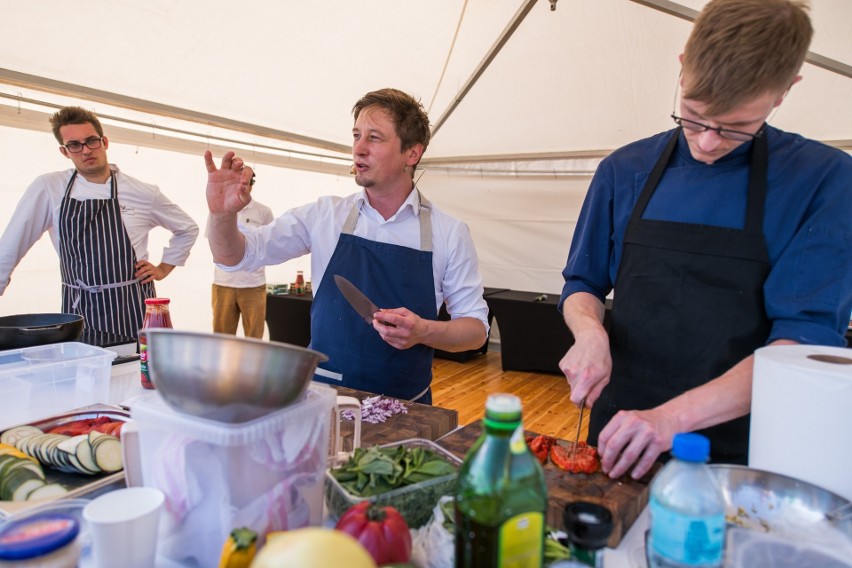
710, 464, 852, 538
144, 329, 328, 423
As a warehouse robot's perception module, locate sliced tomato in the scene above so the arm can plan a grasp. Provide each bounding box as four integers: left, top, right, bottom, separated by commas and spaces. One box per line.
550, 441, 600, 474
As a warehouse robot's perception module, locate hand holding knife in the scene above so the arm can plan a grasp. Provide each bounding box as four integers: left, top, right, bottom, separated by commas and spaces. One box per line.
334, 274, 396, 327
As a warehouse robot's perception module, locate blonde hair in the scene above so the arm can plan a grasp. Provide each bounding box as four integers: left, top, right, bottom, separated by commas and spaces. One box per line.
682, 0, 812, 115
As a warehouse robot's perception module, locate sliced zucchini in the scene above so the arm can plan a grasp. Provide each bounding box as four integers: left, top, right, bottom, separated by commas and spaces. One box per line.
92, 437, 123, 473
0, 425, 42, 447
74, 438, 101, 474
26, 483, 68, 501
57, 434, 88, 455
13, 478, 45, 502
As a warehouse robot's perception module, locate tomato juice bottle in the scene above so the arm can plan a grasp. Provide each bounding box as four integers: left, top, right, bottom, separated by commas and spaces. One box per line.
454, 394, 548, 568
139, 297, 173, 390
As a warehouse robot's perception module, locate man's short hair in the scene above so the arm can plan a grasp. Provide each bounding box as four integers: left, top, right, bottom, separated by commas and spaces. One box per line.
682, 0, 812, 115
352, 88, 431, 165
49, 106, 104, 145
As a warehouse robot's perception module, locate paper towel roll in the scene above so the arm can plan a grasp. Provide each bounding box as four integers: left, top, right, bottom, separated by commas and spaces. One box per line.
750, 344, 852, 501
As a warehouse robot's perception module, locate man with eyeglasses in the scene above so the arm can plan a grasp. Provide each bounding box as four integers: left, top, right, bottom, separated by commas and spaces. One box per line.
0, 106, 199, 339
558, 0, 851, 479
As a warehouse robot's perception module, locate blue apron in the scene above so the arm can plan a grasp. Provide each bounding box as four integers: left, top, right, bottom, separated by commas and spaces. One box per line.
310, 192, 437, 403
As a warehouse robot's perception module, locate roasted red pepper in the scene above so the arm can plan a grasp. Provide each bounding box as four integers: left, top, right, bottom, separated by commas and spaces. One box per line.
334, 501, 412, 565
550, 441, 600, 474
526, 434, 556, 465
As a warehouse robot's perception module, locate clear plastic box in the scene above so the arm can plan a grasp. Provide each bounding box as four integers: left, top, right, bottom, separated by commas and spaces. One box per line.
131, 383, 337, 568
325, 438, 461, 528
0, 342, 116, 430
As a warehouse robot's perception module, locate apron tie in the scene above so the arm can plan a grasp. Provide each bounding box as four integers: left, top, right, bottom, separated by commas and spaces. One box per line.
63, 277, 142, 309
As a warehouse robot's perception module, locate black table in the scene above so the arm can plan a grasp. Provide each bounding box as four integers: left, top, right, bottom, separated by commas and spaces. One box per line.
434, 287, 509, 362
486, 290, 574, 375
265, 292, 313, 347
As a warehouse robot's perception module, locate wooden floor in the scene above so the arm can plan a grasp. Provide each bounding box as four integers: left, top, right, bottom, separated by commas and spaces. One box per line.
431, 348, 588, 441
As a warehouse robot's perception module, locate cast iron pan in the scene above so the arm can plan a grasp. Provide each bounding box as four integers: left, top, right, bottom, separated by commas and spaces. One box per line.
0, 313, 85, 350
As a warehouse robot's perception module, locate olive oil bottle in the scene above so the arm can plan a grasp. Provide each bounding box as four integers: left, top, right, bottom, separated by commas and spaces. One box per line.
454, 394, 548, 568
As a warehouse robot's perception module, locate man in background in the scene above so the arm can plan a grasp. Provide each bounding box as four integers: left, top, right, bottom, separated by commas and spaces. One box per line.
0, 106, 198, 339
207, 181, 273, 338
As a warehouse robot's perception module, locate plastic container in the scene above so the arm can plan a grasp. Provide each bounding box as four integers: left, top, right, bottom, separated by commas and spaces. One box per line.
139, 298, 172, 390
0, 342, 116, 430
648, 433, 725, 568
0, 513, 81, 567
325, 438, 461, 529
130, 383, 336, 568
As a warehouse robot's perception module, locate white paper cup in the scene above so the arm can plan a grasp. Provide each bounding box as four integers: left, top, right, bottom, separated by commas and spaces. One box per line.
83, 487, 165, 568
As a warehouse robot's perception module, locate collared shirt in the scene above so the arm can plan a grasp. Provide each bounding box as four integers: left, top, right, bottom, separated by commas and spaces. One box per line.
223, 188, 489, 328
0, 166, 199, 295
206, 199, 274, 288
560, 126, 852, 346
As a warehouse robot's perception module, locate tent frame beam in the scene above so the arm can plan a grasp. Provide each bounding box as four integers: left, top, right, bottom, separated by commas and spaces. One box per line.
630, 0, 852, 79
0, 67, 351, 155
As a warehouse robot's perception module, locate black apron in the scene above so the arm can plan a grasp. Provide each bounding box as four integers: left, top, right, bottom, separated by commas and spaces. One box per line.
588, 129, 771, 464
59, 171, 155, 339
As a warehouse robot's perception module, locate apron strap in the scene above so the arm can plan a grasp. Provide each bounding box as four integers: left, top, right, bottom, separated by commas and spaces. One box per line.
63, 278, 142, 310
342, 190, 433, 251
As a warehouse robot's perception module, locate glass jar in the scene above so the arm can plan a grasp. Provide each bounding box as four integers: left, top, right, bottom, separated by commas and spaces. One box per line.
295, 271, 305, 296
139, 297, 173, 390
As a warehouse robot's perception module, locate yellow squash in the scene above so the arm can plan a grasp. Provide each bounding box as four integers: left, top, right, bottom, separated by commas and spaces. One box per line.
218, 527, 258, 568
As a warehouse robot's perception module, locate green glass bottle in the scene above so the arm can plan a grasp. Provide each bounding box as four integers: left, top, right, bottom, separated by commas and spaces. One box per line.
454, 393, 548, 568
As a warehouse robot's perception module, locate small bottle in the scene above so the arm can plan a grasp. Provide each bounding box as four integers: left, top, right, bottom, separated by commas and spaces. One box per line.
454, 393, 548, 568
295, 271, 305, 296
139, 297, 173, 390
558, 501, 613, 567
648, 433, 725, 568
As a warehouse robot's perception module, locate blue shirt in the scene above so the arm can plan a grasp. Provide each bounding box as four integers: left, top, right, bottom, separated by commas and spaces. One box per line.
560, 126, 852, 347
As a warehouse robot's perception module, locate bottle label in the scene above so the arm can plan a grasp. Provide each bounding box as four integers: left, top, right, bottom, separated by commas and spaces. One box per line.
498, 512, 544, 567
649, 496, 724, 566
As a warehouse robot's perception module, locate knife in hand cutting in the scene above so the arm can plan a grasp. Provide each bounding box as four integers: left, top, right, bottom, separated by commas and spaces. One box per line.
572, 396, 587, 460
333, 274, 396, 327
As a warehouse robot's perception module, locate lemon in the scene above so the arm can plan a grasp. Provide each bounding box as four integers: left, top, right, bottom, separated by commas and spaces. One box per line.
251, 528, 377, 568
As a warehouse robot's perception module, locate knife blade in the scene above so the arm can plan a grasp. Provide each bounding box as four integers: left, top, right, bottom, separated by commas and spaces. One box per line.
572, 396, 587, 460
334, 274, 395, 327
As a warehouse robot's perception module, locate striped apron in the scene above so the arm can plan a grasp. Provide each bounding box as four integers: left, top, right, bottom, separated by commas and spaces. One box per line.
59, 171, 155, 339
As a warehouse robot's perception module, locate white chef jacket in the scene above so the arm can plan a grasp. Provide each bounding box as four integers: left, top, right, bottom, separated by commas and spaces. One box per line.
0, 166, 199, 295
220, 188, 489, 329
206, 199, 274, 288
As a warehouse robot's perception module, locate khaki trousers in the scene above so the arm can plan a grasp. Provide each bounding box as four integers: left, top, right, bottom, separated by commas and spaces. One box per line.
212, 284, 267, 339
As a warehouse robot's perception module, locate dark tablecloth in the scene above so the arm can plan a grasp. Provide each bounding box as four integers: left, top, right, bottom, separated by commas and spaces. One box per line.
265, 292, 313, 347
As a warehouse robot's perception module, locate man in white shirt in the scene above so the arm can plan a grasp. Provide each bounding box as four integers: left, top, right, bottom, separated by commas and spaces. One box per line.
0, 106, 199, 339
205, 88, 488, 404
207, 189, 274, 339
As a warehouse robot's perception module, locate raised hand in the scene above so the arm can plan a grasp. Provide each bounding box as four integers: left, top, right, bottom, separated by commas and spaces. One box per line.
204, 150, 255, 215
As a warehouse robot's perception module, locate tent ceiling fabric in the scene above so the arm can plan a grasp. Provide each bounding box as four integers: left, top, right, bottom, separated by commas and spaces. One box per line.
0, 0, 849, 169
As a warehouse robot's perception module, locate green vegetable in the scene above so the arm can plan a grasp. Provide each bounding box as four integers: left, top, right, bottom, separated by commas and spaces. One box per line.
544, 528, 572, 566
330, 445, 456, 498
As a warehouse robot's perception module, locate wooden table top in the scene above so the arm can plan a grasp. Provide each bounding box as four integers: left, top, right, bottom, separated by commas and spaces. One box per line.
333, 386, 459, 449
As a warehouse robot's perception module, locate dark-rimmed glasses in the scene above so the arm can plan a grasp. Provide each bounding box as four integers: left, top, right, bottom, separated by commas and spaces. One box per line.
671, 71, 766, 142
63, 137, 103, 153
670, 114, 765, 142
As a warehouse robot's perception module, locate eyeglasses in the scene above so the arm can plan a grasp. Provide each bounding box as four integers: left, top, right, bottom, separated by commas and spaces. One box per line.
670, 114, 765, 142
63, 137, 103, 153
671, 70, 766, 142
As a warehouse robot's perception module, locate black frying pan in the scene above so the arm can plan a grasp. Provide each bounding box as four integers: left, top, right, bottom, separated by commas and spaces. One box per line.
0, 313, 85, 350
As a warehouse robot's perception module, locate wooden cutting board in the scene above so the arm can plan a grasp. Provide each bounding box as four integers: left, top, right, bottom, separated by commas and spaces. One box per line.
437, 420, 658, 548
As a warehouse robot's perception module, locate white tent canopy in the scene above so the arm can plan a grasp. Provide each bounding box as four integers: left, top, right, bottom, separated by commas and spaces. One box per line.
0, 0, 849, 333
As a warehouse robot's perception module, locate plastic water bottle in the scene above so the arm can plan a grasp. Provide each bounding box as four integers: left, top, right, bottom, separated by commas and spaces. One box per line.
648, 433, 725, 568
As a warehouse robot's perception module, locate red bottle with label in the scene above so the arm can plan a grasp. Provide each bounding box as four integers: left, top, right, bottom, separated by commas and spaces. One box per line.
139, 298, 173, 389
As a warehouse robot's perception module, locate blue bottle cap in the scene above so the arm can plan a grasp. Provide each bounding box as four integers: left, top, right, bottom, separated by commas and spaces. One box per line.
0, 513, 79, 560
671, 432, 711, 463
